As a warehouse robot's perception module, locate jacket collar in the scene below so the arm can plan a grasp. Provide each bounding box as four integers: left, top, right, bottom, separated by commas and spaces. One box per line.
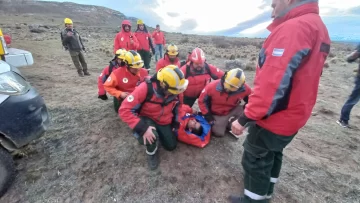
215, 80, 245, 95
267, 0, 319, 32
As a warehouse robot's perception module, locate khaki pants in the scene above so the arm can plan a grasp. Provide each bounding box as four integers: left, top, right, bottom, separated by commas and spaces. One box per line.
70, 51, 88, 74
212, 105, 244, 137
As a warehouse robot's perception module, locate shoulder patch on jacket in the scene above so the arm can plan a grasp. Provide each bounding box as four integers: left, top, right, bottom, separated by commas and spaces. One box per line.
127, 95, 134, 102
272, 48, 285, 57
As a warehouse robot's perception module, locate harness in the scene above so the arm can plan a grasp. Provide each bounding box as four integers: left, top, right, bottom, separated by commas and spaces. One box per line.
184, 63, 212, 79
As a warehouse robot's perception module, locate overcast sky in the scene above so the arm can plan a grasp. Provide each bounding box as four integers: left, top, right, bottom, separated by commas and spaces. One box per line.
44, 0, 360, 40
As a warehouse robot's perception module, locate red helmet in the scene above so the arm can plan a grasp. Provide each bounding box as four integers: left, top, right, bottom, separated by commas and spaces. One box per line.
190, 47, 205, 64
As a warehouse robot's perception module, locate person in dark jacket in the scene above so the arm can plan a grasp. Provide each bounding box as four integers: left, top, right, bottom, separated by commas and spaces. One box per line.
336, 43, 360, 128
61, 18, 90, 77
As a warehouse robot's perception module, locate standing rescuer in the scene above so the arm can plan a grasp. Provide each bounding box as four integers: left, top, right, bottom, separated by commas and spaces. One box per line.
113, 20, 139, 53
61, 18, 90, 77
119, 65, 188, 170
97, 49, 127, 100
155, 44, 181, 72
229, 0, 330, 202
134, 19, 155, 71
152, 24, 166, 62
103, 50, 149, 112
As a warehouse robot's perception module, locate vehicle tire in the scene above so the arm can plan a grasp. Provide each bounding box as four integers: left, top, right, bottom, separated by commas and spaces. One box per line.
0, 147, 15, 197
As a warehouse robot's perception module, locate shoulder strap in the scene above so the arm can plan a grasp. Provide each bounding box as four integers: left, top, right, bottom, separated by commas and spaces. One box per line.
204, 63, 210, 74
108, 61, 116, 74
185, 64, 191, 79
145, 79, 154, 102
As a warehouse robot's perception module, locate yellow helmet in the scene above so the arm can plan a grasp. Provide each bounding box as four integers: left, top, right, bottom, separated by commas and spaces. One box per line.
115, 48, 127, 60
137, 19, 144, 25
223, 68, 246, 91
157, 65, 188, 95
64, 18, 73, 24
166, 44, 179, 56
123, 50, 144, 69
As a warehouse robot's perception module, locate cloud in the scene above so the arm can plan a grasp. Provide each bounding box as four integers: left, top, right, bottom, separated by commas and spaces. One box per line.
167, 12, 179, 17
216, 9, 272, 36
178, 19, 198, 32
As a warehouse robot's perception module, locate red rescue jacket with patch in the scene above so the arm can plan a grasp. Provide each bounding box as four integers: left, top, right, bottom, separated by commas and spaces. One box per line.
103, 67, 148, 99
156, 55, 181, 72
198, 80, 252, 116
152, 30, 165, 45
238, 1, 331, 136
134, 31, 152, 51
180, 62, 224, 98
119, 78, 182, 136
113, 20, 139, 53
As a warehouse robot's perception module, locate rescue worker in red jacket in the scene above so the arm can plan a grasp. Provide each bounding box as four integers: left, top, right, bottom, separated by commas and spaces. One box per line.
155, 44, 181, 72
98, 49, 127, 100
104, 50, 149, 112
113, 20, 139, 53
180, 47, 225, 107
152, 24, 166, 62
134, 19, 155, 71
119, 65, 188, 170
198, 68, 251, 137
229, 0, 330, 202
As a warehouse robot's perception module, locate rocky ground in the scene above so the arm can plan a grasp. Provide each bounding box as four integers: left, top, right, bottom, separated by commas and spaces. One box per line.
1, 2, 360, 203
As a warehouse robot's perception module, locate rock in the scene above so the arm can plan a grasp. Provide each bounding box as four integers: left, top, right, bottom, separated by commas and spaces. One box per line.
28, 24, 47, 33
30, 28, 47, 33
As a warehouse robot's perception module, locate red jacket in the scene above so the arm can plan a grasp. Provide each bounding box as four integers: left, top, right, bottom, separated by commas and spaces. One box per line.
119, 80, 182, 136
152, 30, 165, 45
156, 55, 181, 72
134, 30, 151, 51
113, 20, 139, 53
97, 61, 122, 95
178, 104, 195, 126
103, 67, 148, 99
198, 80, 251, 116
180, 62, 224, 98
238, 2, 330, 136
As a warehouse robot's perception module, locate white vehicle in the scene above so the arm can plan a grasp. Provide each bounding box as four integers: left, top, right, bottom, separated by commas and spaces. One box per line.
0, 29, 50, 197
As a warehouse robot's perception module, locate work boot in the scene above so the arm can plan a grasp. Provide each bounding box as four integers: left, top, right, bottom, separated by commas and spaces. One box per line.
147, 152, 159, 170
84, 71, 91, 76
78, 72, 84, 77
228, 195, 244, 203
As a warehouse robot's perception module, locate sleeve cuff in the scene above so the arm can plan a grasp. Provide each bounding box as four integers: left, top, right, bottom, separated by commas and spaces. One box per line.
133, 119, 149, 137
237, 112, 255, 126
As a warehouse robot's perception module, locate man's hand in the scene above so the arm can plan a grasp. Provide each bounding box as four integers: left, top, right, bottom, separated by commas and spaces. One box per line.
231, 120, 245, 136
120, 92, 130, 99
143, 126, 156, 145
66, 31, 73, 36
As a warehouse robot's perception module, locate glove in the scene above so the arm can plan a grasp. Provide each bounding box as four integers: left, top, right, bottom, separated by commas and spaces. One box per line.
98, 94, 108, 100
204, 114, 215, 125
171, 121, 180, 130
